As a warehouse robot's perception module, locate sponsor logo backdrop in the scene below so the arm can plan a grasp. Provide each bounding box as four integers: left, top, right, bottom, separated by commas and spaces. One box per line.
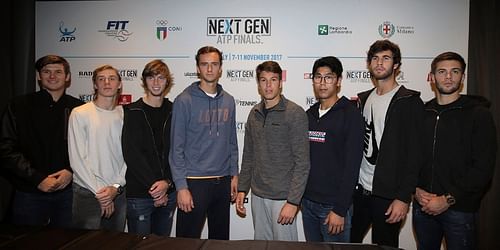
37, 0, 469, 247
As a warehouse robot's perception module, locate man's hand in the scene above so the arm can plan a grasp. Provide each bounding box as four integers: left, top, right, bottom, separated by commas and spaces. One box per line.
385, 199, 409, 223
37, 176, 59, 192
177, 188, 194, 213
100, 201, 115, 218
154, 194, 168, 207
149, 180, 169, 202
95, 186, 119, 206
422, 195, 449, 216
48, 169, 73, 191
277, 203, 298, 225
230, 176, 238, 202
415, 187, 436, 206
324, 211, 345, 235
235, 192, 246, 217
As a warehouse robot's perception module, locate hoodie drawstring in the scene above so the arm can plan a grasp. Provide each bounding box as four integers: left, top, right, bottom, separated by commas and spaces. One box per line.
208, 96, 220, 136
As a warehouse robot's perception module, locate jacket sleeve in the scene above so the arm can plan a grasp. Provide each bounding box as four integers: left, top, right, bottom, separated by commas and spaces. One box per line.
67, 108, 97, 193
396, 96, 425, 203
0, 103, 46, 186
286, 107, 311, 206
238, 111, 254, 194
333, 108, 364, 217
229, 101, 239, 177
168, 98, 189, 190
451, 106, 497, 202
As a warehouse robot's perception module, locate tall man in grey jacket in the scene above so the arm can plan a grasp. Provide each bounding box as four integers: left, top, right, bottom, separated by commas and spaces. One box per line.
236, 61, 310, 241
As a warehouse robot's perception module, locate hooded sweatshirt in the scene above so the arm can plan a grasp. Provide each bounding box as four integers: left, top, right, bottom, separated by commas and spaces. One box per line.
418, 95, 497, 212
169, 82, 238, 190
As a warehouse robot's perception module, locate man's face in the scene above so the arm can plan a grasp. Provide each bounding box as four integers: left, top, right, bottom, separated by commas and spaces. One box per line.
93, 69, 122, 98
312, 66, 341, 101
431, 60, 464, 95
197, 52, 222, 84
37, 63, 69, 93
144, 74, 168, 97
257, 71, 282, 102
368, 50, 398, 81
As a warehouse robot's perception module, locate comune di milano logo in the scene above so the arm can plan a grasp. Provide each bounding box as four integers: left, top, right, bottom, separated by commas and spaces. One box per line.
207, 17, 271, 44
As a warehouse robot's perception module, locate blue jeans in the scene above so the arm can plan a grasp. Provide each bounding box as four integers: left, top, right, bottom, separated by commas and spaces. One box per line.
72, 183, 126, 231
413, 201, 477, 250
302, 198, 352, 242
127, 192, 177, 236
11, 188, 72, 228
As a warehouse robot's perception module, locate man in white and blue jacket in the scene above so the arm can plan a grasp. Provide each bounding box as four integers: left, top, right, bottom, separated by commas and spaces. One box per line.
302, 56, 364, 243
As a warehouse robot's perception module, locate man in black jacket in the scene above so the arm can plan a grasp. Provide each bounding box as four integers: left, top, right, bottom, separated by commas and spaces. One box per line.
0, 55, 83, 227
413, 52, 497, 250
122, 59, 176, 236
351, 40, 424, 247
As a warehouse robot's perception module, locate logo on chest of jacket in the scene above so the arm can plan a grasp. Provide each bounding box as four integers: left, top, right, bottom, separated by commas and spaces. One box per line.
309, 131, 326, 143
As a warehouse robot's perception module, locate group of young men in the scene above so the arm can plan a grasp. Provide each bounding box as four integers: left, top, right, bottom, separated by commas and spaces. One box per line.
0, 40, 496, 250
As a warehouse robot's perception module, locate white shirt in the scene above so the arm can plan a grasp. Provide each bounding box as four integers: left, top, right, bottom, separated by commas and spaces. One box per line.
358, 85, 400, 191
68, 101, 126, 194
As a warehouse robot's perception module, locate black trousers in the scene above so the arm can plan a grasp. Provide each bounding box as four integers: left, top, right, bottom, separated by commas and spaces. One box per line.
176, 176, 231, 240
350, 185, 402, 248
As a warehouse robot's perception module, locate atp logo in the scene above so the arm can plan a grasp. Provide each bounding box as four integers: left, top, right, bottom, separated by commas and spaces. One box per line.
59, 21, 76, 42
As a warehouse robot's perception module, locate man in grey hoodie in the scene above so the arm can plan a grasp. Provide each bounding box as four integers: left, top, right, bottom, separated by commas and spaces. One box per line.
169, 46, 238, 240
236, 61, 310, 241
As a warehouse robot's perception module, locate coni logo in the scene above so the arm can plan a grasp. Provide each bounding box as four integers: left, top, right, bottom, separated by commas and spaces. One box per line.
318, 25, 328, 35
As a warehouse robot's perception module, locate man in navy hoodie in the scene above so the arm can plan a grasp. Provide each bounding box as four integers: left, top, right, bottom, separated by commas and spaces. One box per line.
302, 56, 364, 243
169, 46, 238, 240
413, 52, 497, 250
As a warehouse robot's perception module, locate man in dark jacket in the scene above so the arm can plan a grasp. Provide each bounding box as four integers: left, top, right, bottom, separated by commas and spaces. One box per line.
351, 40, 424, 248
302, 56, 364, 243
122, 59, 176, 236
413, 52, 497, 250
0, 55, 83, 227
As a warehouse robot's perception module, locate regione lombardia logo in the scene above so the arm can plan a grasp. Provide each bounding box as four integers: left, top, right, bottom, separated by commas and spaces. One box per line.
318, 25, 328, 35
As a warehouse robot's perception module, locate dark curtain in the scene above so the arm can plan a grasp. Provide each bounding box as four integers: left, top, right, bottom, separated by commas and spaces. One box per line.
468, 1, 500, 249
1, 0, 499, 247
0, 0, 35, 222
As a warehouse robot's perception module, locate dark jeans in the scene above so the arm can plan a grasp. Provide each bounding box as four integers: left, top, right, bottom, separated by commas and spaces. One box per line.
127, 192, 177, 236
11, 187, 72, 228
176, 176, 231, 240
413, 201, 477, 250
350, 184, 402, 248
302, 198, 352, 243
72, 183, 126, 232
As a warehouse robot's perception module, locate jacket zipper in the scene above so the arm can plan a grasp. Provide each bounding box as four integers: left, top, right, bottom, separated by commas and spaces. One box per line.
427, 105, 461, 192
132, 108, 166, 179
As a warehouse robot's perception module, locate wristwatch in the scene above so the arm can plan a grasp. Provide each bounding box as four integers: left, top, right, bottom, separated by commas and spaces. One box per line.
444, 193, 456, 205
112, 183, 124, 195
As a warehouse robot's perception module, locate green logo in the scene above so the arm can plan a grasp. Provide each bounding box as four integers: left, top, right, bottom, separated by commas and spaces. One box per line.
318, 25, 328, 35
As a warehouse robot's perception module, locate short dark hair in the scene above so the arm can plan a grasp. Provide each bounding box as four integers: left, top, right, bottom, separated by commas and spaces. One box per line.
141, 59, 173, 92
431, 51, 466, 73
195, 46, 223, 66
367, 40, 402, 70
312, 56, 343, 77
35, 55, 71, 87
256, 61, 282, 80
35, 55, 70, 74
